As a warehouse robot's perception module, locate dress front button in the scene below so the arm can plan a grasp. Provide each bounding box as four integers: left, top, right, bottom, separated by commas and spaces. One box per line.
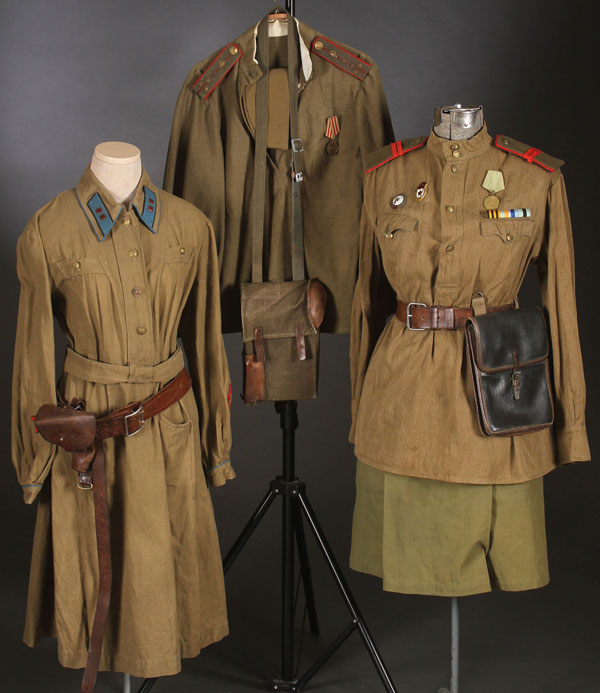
123, 217, 131, 226
446, 245, 454, 253
132, 287, 142, 298
136, 325, 147, 335
180, 247, 186, 255
446, 205, 456, 213
129, 248, 139, 258
73, 262, 81, 270
452, 150, 462, 158
451, 165, 458, 173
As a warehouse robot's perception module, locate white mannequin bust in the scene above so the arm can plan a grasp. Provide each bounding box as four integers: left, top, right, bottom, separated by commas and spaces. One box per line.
90, 141, 142, 204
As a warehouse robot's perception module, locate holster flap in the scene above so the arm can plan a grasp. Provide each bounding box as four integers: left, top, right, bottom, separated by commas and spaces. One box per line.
34, 404, 97, 452
466, 307, 549, 373
241, 279, 326, 342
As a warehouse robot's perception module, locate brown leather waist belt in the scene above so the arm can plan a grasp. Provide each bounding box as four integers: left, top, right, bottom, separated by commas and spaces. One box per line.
395, 300, 514, 330
33, 367, 192, 692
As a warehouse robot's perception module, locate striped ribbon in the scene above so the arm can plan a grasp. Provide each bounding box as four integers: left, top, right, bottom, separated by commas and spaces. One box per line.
487, 208, 531, 219
325, 115, 341, 139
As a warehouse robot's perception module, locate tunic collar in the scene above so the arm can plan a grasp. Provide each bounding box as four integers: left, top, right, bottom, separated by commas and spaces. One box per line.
237, 17, 318, 88
75, 166, 161, 242
426, 124, 493, 162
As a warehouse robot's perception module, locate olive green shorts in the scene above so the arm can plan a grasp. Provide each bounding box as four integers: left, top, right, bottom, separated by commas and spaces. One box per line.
350, 460, 549, 597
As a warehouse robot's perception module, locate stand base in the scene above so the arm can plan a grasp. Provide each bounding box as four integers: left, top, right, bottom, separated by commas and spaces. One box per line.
271, 679, 300, 692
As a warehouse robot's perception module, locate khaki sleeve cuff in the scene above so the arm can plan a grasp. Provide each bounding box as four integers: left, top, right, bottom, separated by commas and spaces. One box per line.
206, 459, 236, 487
556, 426, 591, 465
21, 483, 43, 504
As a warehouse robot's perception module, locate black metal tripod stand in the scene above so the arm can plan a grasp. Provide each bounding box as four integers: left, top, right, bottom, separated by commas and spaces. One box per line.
222, 401, 397, 692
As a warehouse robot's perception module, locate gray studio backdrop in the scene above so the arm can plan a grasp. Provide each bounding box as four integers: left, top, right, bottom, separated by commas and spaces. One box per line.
1, 1, 597, 692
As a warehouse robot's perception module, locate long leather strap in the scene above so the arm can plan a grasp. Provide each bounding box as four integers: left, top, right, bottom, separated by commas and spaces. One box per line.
396, 300, 514, 330
80, 439, 112, 693
78, 368, 190, 691
251, 13, 305, 283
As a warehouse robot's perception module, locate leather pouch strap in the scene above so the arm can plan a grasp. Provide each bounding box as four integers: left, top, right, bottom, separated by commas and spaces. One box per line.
251, 13, 305, 283
80, 439, 112, 693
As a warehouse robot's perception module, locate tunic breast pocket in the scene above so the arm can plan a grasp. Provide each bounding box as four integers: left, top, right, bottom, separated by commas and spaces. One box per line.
478, 219, 534, 286
479, 219, 532, 245
53, 257, 107, 286
165, 245, 195, 265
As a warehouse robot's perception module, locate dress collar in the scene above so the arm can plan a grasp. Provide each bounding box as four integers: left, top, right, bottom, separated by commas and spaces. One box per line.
426, 124, 493, 163
75, 166, 161, 242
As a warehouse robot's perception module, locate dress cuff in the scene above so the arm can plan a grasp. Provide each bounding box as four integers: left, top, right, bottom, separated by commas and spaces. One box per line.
556, 426, 591, 465
21, 483, 43, 504
206, 458, 236, 487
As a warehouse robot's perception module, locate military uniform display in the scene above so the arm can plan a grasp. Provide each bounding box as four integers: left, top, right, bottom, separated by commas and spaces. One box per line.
349, 125, 590, 596
11, 167, 234, 677
164, 18, 394, 333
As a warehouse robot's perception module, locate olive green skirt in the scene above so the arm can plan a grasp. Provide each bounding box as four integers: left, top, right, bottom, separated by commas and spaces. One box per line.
350, 460, 549, 597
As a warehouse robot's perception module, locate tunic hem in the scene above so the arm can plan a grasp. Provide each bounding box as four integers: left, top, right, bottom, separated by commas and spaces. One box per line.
24, 623, 229, 679
353, 449, 557, 485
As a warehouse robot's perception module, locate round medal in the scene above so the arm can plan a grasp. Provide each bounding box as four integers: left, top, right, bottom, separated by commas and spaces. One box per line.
483, 195, 500, 210
391, 194, 406, 208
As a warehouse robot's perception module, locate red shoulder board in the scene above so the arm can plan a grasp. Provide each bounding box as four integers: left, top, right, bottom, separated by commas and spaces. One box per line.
495, 135, 564, 172
311, 36, 371, 80
365, 137, 428, 174
192, 43, 242, 100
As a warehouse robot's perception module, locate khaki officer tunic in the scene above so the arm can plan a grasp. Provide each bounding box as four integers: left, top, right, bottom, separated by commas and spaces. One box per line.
164, 18, 394, 334
351, 125, 590, 484
11, 167, 234, 678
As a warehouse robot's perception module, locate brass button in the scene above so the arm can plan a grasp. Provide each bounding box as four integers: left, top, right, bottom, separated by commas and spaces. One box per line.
229, 45, 239, 55
446, 244, 454, 253
451, 165, 458, 173
132, 287, 142, 298
122, 217, 131, 226
446, 205, 455, 213
506, 233, 513, 242
314, 40, 324, 50
73, 261, 81, 270
452, 150, 462, 158
503, 138, 510, 146
136, 325, 147, 335
450, 144, 459, 151
128, 248, 139, 258
179, 247, 185, 255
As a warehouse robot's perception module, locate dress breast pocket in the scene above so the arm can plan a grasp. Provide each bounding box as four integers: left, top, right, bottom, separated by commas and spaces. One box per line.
53, 257, 107, 289
479, 219, 532, 245
478, 219, 534, 286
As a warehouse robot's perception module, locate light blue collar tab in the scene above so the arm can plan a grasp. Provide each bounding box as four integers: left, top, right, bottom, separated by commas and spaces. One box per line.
134, 186, 159, 233
87, 192, 122, 241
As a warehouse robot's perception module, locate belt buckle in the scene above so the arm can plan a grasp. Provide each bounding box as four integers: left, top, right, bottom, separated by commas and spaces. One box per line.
406, 302, 427, 330
124, 405, 145, 437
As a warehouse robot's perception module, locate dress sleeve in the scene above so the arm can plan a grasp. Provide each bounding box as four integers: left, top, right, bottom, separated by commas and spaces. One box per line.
356, 62, 395, 166
536, 173, 590, 464
180, 217, 234, 487
349, 192, 396, 443
11, 222, 58, 504
163, 70, 227, 267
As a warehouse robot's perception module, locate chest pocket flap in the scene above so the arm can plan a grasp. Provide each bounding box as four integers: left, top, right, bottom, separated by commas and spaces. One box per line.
480, 219, 532, 244
378, 214, 418, 239
165, 245, 194, 264
54, 257, 105, 279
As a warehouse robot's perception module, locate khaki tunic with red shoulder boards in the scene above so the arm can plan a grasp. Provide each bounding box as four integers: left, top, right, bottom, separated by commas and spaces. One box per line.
350, 126, 590, 484
163, 18, 394, 334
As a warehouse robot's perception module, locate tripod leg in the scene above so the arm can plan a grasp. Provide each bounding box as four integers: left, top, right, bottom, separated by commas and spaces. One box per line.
293, 500, 320, 637
297, 492, 397, 693
282, 483, 295, 682
223, 488, 278, 573
136, 678, 157, 692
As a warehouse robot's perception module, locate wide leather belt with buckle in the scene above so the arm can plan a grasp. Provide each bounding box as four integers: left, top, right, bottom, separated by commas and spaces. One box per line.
396, 300, 514, 330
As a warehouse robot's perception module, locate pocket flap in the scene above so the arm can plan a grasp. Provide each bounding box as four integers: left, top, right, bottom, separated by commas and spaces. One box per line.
466, 307, 549, 373
480, 219, 532, 242
55, 257, 105, 278
378, 214, 418, 237
165, 245, 194, 264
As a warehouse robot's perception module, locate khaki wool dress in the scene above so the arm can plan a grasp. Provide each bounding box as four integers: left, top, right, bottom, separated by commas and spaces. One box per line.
11, 167, 234, 678
349, 127, 591, 596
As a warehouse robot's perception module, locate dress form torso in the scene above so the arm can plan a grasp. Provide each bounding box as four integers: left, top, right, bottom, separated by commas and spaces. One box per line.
433, 104, 484, 141
90, 141, 142, 204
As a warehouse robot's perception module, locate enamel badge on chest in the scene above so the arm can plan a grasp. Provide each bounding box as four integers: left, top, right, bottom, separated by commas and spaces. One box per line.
416, 182, 428, 202
482, 170, 505, 210
391, 194, 406, 208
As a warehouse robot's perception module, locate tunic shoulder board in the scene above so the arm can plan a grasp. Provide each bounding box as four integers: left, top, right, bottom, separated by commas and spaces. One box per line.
192, 43, 242, 100
495, 134, 564, 172
311, 36, 371, 80
365, 137, 428, 174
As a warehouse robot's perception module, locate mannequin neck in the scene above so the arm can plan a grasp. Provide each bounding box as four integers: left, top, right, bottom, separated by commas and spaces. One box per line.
433, 104, 484, 141
90, 142, 142, 204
